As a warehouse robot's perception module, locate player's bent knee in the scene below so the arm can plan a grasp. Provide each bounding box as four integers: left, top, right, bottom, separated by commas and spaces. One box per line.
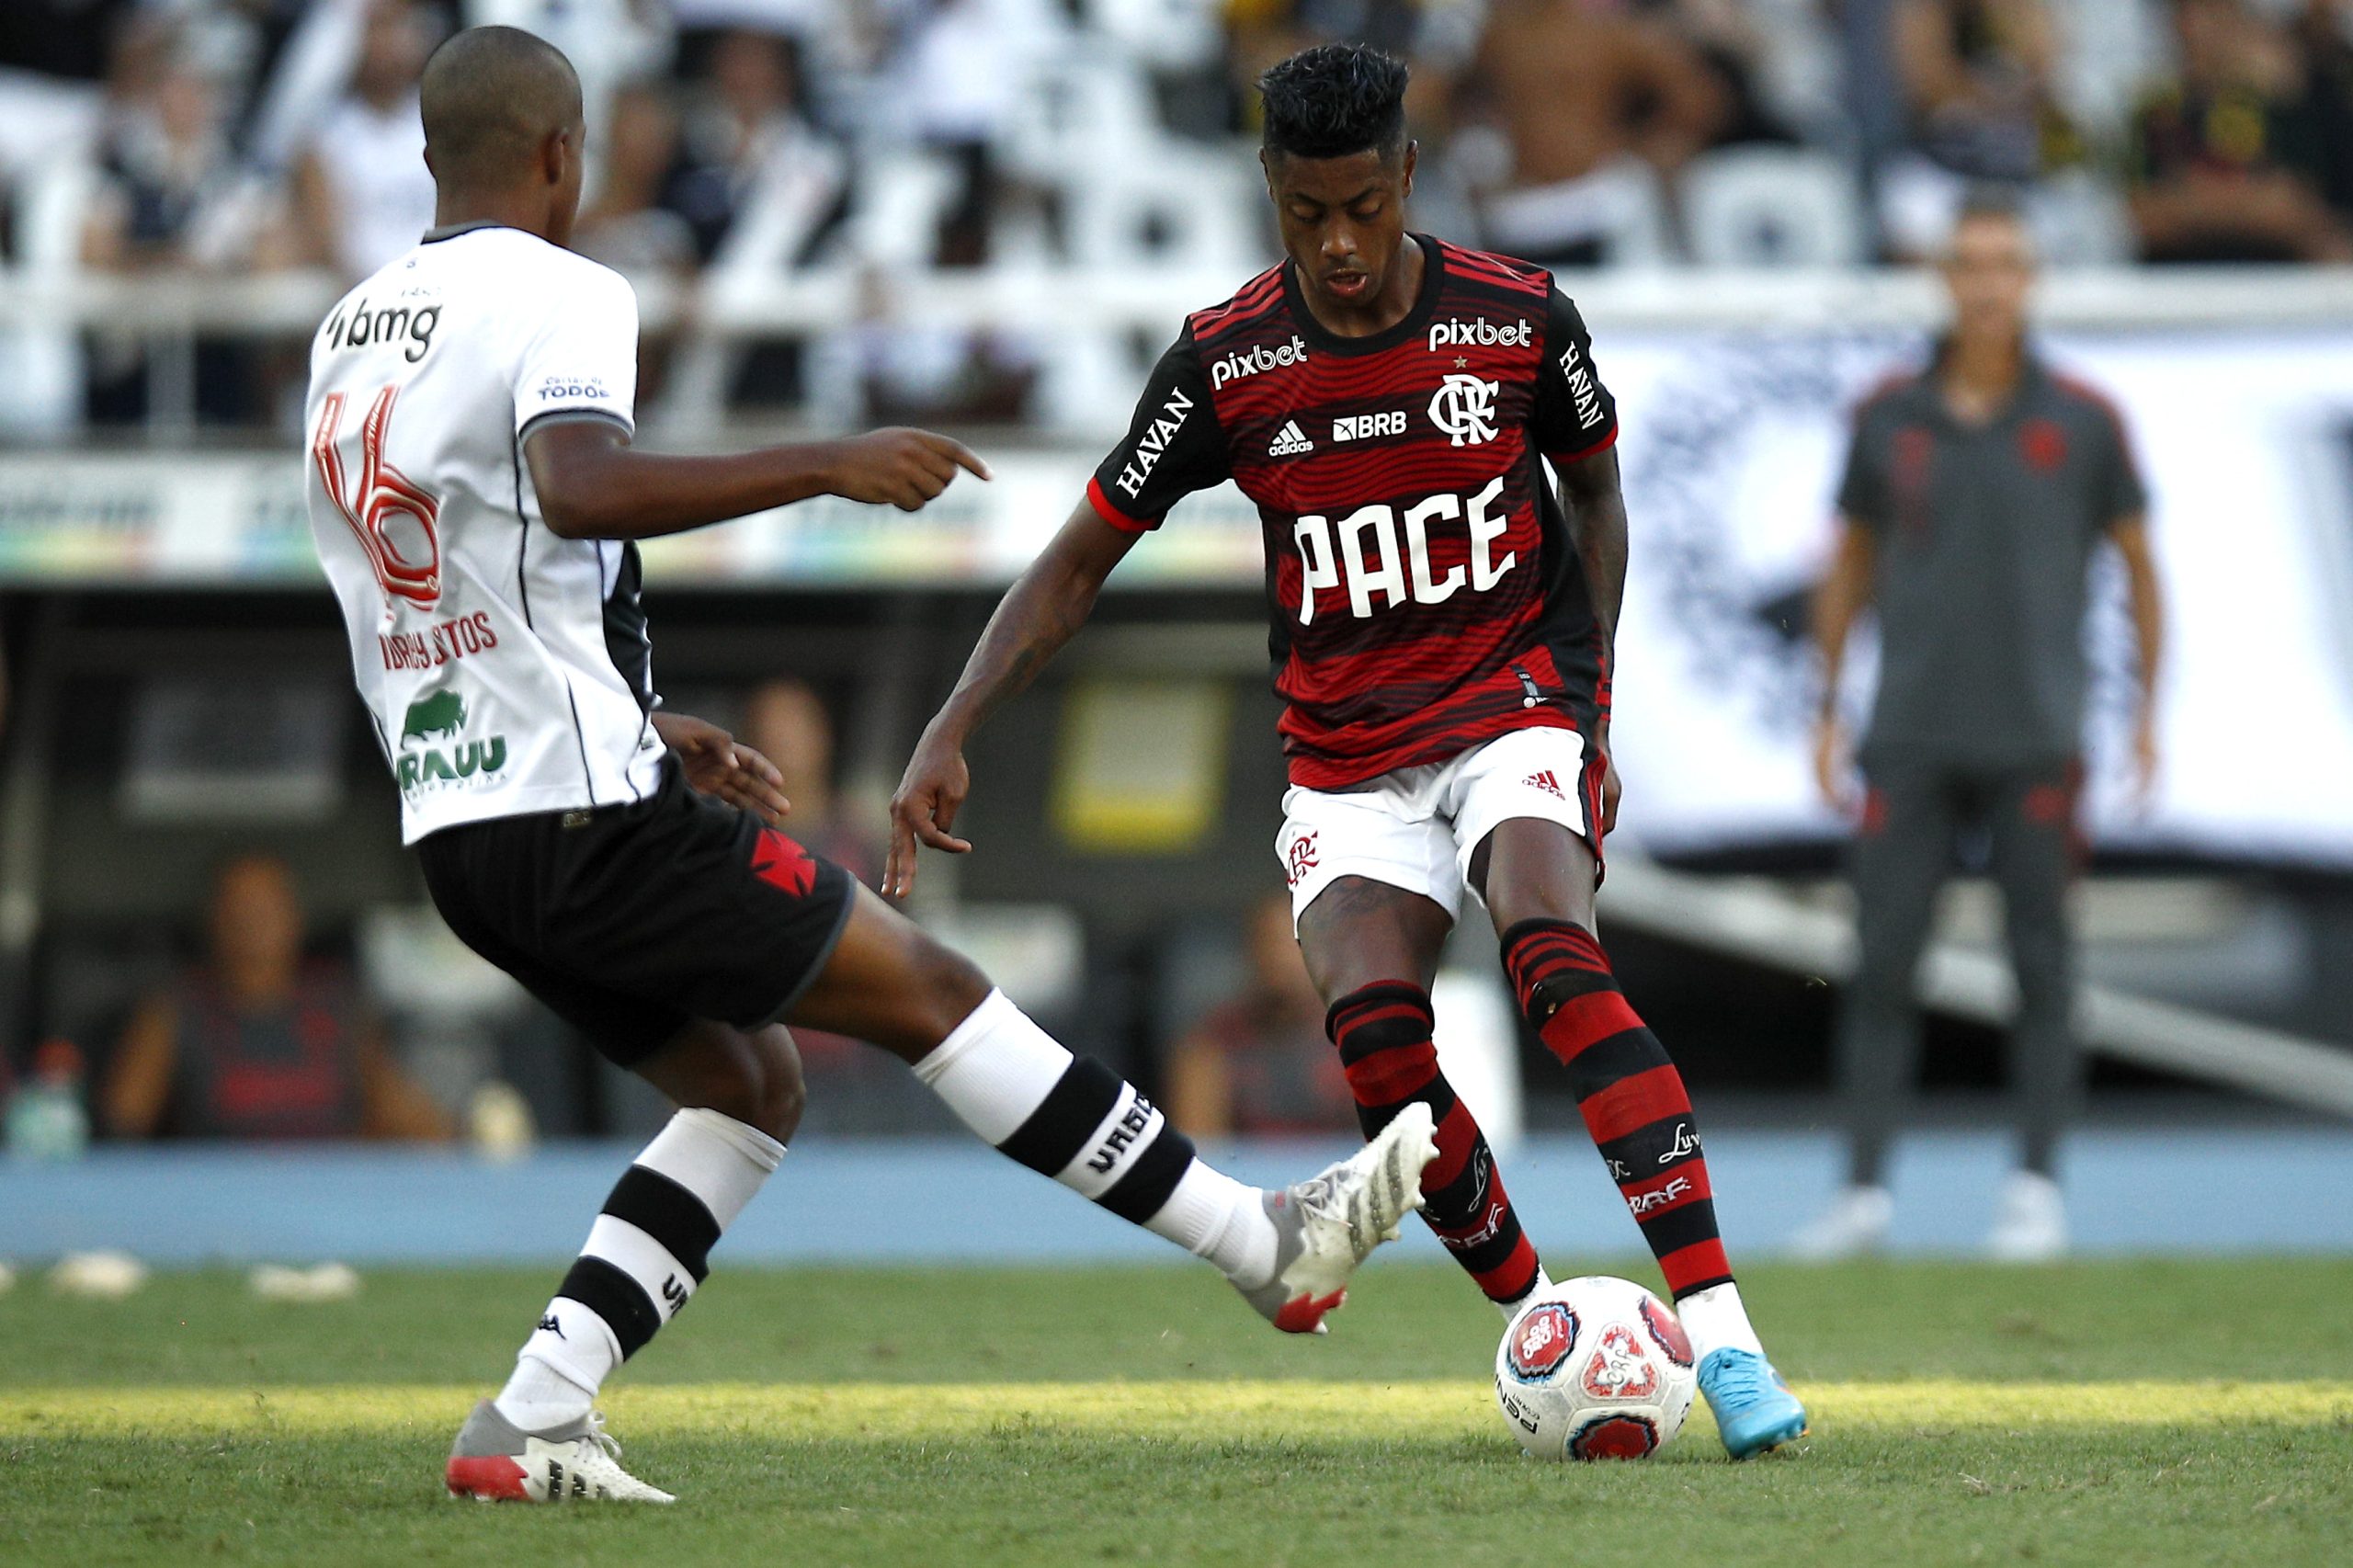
745, 1025, 806, 1143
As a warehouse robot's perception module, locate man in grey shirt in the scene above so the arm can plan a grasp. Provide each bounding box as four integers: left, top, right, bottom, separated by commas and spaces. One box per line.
1802, 196, 2165, 1260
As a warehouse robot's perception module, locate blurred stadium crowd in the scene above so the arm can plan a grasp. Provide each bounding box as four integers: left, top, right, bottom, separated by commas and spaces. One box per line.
2, 0, 2351, 432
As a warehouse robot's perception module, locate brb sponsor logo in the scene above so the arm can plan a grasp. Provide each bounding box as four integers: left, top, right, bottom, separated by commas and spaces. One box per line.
395, 686, 506, 793
1504, 1302, 1580, 1381
1429, 375, 1500, 447
1116, 387, 1194, 499
1333, 410, 1407, 442
1211, 335, 1308, 389
1291, 476, 1513, 625
1427, 318, 1531, 354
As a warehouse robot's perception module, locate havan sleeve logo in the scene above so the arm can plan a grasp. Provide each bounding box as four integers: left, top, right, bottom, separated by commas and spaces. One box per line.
1115, 387, 1194, 499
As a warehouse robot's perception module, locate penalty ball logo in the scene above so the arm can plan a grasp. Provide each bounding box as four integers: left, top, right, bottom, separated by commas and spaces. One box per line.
1505, 1303, 1579, 1381
1579, 1323, 1661, 1401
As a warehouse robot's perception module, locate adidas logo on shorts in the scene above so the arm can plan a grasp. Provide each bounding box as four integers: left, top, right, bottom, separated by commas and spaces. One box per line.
1268, 419, 1314, 457
1524, 770, 1566, 801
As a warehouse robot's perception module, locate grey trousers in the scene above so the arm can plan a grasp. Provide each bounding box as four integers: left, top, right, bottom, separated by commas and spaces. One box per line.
1834, 757, 2082, 1186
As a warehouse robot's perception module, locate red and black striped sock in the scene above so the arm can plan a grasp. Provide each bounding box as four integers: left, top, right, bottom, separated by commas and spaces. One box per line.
1327, 982, 1542, 1305
1499, 920, 1733, 1301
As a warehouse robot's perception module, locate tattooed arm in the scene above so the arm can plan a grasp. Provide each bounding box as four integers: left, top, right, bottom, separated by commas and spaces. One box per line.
885, 502, 1140, 896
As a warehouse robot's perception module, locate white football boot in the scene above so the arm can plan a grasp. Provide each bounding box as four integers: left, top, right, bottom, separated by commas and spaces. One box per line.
1233, 1100, 1438, 1334
445, 1398, 675, 1503
1985, 1171, 2067, 1262
1788, 1184, 1893, 1261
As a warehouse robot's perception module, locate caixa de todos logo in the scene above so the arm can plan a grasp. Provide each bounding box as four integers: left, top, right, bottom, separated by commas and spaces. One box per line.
1503, 1302, 1579, 1381
395, 687, 506, 793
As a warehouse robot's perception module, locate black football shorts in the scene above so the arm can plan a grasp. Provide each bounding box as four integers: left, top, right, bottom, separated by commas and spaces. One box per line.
415, 759, 856, 1067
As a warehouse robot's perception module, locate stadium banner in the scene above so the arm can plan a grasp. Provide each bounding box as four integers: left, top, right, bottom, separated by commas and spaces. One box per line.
4, 330, 2349, 863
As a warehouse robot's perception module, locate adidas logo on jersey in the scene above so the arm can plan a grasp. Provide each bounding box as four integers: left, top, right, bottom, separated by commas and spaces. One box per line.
1427, 318, 1532, 353
1333, 410, 1408, 442
1268, 420, 1315, 456
1211, 335, 1309, 389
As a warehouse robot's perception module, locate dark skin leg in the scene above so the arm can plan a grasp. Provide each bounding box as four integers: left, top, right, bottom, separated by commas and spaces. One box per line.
633, 1019, 808, 1143
628, 883, 998, 1131
786, 883, 995, 1062
1470, 817, 1599, 935
1294, 874, 1454, 1008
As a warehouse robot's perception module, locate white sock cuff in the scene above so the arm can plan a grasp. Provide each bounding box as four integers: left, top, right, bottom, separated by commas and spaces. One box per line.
912, 990, 1077, 1146
675, 1106, 786, 1171
1675, 1280, 1764, 1360
635, 1108, 782, 1233
910, 987, 1023, 1085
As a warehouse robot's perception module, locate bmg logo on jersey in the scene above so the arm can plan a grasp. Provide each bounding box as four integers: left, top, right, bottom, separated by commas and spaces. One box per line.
1427, 318, 1531, 354
1429, 375, 1501, 447
1210, 335, 1308, 389
323, 295, 441, 364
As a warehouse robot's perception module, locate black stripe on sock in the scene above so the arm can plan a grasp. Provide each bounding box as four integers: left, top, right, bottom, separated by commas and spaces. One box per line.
557, 1256, 662, 1359
1353, 1076, 1459, 1139
1598, 1113, 1704, 1174
1324, 982, 1432, 1047
601, 1166, 722, 1284
998, 1057, 1124, 1176
1097, 1123, 1197, 1223
1671, 1273, 1736, 1301
1636, 1199, 1721, 1261
1565, 1028, 1665, 1100
1442, 1212, 1527, 1276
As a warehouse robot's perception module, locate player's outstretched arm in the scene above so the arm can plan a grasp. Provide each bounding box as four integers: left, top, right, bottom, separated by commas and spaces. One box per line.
525, 420, 991, 540
885, 501, 1139, 897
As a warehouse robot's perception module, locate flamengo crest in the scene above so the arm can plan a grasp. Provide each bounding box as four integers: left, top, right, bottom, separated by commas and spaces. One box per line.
1429, 375, 1499, 447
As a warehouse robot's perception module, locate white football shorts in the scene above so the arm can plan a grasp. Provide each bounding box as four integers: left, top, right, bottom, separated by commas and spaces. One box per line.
1274, 725, 1604, 928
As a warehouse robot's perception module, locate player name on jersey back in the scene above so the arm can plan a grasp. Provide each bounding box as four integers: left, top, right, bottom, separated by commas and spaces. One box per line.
303, 223, 666, 846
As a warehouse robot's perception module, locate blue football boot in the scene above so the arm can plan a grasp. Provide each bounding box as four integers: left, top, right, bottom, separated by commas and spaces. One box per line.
1697, 1347, 1808, 1460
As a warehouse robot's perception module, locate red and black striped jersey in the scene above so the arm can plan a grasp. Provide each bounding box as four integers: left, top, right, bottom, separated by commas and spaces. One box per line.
1086, 233, 1620, 790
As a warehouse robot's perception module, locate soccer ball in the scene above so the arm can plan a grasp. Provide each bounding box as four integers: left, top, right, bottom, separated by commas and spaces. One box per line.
1494, 1275, 1698, 1460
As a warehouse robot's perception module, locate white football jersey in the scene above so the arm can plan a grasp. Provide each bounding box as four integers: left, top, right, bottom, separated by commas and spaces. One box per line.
304, 222, 666, 846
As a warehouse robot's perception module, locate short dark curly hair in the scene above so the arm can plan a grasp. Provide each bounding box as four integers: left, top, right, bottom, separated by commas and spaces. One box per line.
1258, 44, 1409, 164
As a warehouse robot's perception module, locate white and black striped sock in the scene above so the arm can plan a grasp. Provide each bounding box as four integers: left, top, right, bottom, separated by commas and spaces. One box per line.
913, 989, 1279, 1286
495, 1108, 783, 1431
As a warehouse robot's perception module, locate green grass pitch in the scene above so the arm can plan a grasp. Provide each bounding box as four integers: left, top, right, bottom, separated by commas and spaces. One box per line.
3, 1258, 2349, 1566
